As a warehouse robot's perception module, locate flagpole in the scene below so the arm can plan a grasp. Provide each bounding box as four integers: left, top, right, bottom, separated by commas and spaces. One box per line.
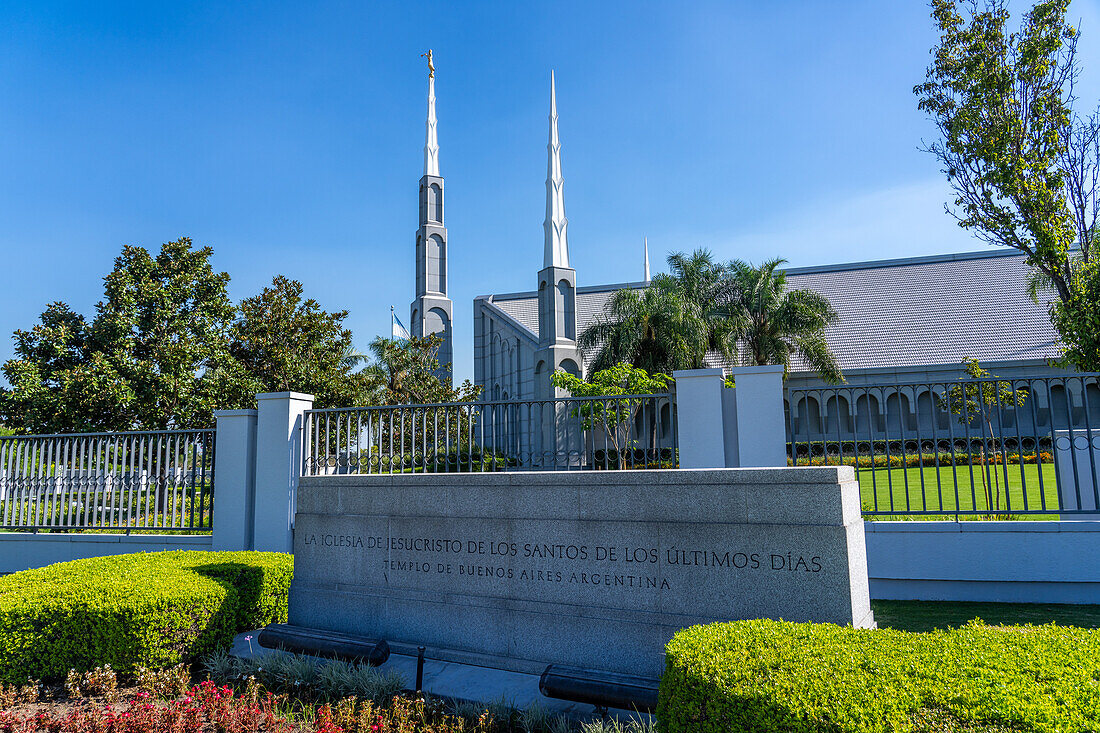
391, 305, 395, 340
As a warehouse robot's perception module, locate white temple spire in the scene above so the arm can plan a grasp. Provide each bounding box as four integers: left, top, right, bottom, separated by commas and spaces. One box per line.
423, 52, 439, 177
644, 237, 651, 283
543, 70, 569, 269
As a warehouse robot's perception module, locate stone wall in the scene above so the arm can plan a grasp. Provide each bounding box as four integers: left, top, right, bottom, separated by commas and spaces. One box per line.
288, 467, 872, 680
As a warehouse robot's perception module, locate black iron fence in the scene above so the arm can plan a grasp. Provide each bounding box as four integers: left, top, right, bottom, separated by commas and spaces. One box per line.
0, 428, 215, 532
302, 394, 678, 475
787, 375, 1100, 517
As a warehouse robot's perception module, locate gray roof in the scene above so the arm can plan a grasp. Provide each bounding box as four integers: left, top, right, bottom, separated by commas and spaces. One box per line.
484, 249, 1061, 372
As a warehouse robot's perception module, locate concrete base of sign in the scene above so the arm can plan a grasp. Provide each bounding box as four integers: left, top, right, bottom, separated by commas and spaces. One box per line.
287, 467, 873, 681
233, 630, 645, 719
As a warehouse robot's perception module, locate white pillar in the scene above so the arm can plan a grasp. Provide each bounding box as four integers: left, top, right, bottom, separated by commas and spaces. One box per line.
212, 409, 258, 551
254, 392, 314, 553
730, 365, 788, 467
673, 369, 727, 469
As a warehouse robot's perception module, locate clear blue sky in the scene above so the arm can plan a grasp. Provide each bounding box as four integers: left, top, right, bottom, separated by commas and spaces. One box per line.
3, 1, 1100, 384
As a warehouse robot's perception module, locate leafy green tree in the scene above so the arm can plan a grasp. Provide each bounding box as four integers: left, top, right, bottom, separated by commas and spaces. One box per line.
214, 276, 379, 409
0, 239, 234, 432
551, 363, 672, 465
1051, 259, 1100, 369
937, 358, 1029, 513
92, 238, 235, 429
717, 258, 843, 383
1, 242, 394, 434
916, 0, 1100, 368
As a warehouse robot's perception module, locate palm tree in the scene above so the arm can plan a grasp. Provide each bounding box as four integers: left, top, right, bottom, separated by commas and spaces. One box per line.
578, 275, 708, 374
340, 344, 372, 372
716, 258, 843, 383
579, 250, 841, 383
578, 249, 737, 374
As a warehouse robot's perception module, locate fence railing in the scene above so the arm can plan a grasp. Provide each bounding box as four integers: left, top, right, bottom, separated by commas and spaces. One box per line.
302, 394, 678, 475
787, 374, 1100, 517
0, 428, 215, 532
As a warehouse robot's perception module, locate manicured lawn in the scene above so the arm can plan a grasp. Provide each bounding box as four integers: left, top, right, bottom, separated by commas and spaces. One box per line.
857, 462, 1062, 518
871, 599, 1100, 632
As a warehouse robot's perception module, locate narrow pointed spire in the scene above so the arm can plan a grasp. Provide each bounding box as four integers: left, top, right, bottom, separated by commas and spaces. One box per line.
543, 71, 569, 269
423, 60, 439, 177
644, 237, 651, 283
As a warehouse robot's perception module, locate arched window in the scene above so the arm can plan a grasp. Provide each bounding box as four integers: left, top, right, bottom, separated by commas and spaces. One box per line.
855, 393, 879, 435
429, 182, 443, 222
797, 396, 822, 436
1086, 382, 1100, 427
1050, 384, 1071, 429
885, 392, 912, 434
427, 234, 445, 294
557, 279, 575, 340
824, 394, 851, 435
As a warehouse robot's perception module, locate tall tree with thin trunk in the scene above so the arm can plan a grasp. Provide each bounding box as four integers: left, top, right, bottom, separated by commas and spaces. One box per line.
916, 0, 1100, 368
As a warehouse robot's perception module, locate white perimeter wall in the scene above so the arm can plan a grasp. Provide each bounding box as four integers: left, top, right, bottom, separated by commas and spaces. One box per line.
866, 520, 1100, 604
0, 533, 211, 574
2, 521, 1098, 607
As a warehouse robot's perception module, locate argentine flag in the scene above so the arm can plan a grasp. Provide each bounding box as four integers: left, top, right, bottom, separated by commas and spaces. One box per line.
391, 307, 412, 340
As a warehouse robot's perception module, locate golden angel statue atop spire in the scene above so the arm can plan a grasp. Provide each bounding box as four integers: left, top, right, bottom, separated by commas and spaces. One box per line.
421, 49, 435, 78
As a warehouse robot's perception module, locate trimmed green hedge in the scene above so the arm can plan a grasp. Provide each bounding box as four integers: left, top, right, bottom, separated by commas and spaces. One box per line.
0, 550, 292, 683
658, 619, 1100, 733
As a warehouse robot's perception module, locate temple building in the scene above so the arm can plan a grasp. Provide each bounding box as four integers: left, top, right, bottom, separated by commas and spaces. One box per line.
409, 60, 1083, 440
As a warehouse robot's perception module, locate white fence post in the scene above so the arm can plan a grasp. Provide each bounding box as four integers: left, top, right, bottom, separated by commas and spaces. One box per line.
212, 409, 258, 551
1054, 430, 1100, 517
729, 365, 788, 468
673, 369, 727, 468
254, 392, 314, 553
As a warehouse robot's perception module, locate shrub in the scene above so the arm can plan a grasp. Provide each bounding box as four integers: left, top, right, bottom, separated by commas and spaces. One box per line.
0, 550, 292, 683
658, 619, 1100, 733
205, 648, 405, 704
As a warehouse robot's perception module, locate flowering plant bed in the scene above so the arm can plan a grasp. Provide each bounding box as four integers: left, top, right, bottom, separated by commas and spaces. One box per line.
0, 665, 652, 733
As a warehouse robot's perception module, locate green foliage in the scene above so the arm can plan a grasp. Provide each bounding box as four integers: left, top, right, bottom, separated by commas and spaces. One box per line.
0, 240, 406, 432
580, 251, 842, 383
363, 335, 482, 406
205, 648, 405, 704
0, 550, 292, 683
212, 275, 378, 410
551, 364, 672, 465
1052, 257, 1100, 369
916, 0, 1100, 370
0, 239, 235, 432
551, 363, 672, 399
939, 358, 1029, 421
658, 618, 1100, 733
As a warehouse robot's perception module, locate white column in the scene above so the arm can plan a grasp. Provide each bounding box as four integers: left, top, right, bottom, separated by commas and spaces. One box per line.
254, 392, 314, 553
673, 369, 727, 469
211, 409, 258, 551
730, 365, 788, 468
